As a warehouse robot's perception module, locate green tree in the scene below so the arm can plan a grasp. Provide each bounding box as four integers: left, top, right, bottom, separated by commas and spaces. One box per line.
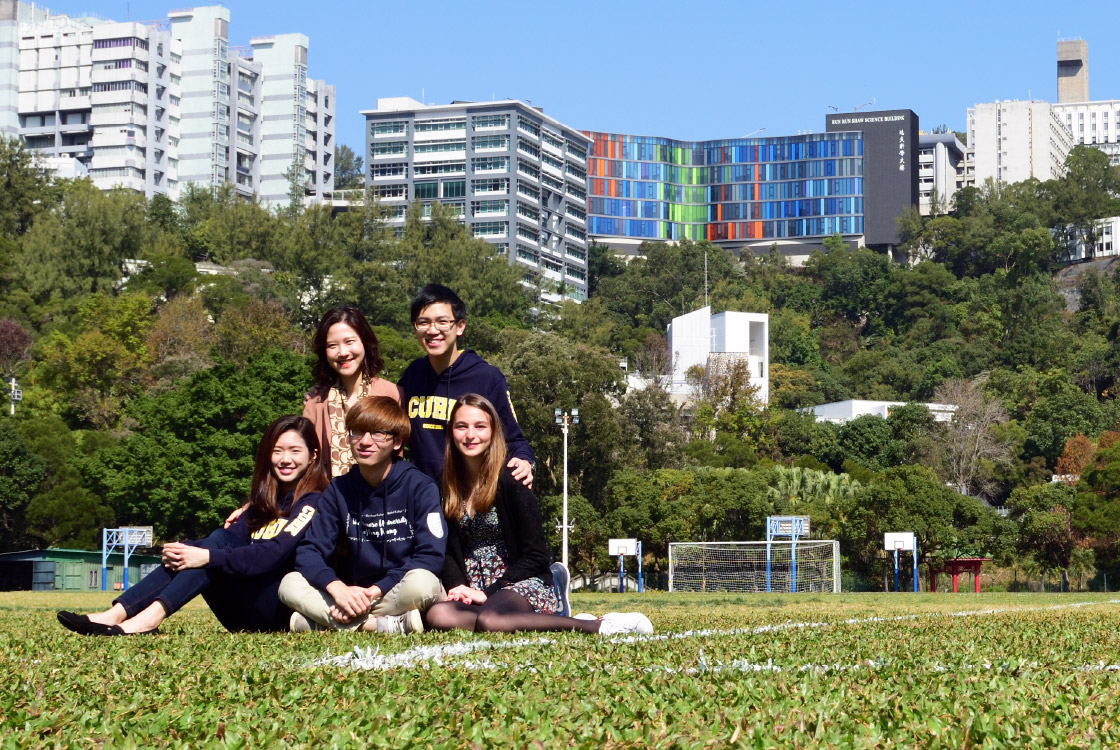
333, 144, 364, 190
494, 328, 625, 505
1008, 483, 1075, 587
0, 419, 46, 549
18, 184, 156, 303
31, 292, 155, 428
214, 299, 306, 365
16, 414, 113, 549
0, 135, 53, 239
1046, 146, 1120, 260
82, 349, 310, 540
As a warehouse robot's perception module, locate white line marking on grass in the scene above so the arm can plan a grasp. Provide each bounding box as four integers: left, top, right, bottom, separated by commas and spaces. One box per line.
309, 599, 1120, 672
311, 636, 555, 671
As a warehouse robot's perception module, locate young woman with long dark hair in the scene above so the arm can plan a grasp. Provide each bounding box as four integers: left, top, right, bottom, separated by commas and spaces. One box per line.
304, 307, 401, 477
424, 394, 653, 636
57, 415, 330, 636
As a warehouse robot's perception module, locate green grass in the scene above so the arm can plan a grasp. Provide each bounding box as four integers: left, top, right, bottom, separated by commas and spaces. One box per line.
4, 591, 1120, 748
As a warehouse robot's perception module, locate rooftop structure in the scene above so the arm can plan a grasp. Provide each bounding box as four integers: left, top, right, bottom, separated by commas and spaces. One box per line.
1057, 39, 1088, 104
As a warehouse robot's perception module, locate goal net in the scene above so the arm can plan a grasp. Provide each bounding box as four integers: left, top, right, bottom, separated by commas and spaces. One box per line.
668, 541, 840, 593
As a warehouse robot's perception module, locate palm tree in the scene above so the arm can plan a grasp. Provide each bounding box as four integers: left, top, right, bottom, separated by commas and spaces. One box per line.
1020, 557, 1043, 592
1069, 546, 1096, 592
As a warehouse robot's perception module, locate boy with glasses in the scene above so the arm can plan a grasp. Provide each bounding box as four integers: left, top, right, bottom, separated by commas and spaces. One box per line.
398, 284, 535, 486
278, 396, 446, 633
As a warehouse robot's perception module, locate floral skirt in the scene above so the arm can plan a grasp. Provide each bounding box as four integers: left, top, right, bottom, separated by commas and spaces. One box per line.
461, 508, 560, 614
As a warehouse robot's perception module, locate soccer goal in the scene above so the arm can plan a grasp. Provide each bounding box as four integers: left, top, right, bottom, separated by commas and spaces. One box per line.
668, 541, 841, 593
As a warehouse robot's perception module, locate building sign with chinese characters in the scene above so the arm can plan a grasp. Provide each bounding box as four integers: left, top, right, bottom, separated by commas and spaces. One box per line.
825, 109, 918, 247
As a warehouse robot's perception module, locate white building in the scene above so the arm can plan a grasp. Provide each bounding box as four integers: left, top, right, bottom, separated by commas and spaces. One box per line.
248, 33, 334, 205
169, 9, 334, 205
1049, 40, 1120, 167
808, 400, 956, 424
666, 306, 769, 403
11, 4, 332, 205
18, 11, 181, 197
966, 100, 1073, 185
362, 97, 590, 301
1052, 101, 1120, 167
917, 132, 970, 215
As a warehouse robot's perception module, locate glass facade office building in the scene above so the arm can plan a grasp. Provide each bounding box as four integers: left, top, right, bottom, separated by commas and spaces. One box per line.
585, 132, 864, 247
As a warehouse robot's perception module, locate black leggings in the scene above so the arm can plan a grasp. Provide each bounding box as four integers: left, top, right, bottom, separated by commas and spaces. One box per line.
424, 589, 600, 634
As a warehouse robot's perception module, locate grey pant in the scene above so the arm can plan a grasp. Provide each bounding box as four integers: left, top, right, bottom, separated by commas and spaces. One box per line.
278, 569, 444, 630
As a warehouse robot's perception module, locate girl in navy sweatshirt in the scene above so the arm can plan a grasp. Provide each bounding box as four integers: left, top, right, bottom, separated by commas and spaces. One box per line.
424, 394, 653, 636
56, 415, 329, 636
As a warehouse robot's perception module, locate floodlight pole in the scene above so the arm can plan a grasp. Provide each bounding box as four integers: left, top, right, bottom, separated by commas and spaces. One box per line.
554, 407, 579, 570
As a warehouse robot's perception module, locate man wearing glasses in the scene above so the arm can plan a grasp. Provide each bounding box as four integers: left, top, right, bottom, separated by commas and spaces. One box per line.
278, 396, 446, 634
398, 284, 535, 486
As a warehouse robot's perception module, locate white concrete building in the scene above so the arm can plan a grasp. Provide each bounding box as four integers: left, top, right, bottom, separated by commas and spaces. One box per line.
666, 306, 769, 403
249, 33, 334, 205
1052, 101, 1120, 167
10, 4, 332, 204
917, 132, 970, 215
1056, 215, 1120, 261
966, 100, 1073, 185
362, 97, 590, 301
808, 400, 957, 424
18, 10, 181, 197
167, 6, 227, 192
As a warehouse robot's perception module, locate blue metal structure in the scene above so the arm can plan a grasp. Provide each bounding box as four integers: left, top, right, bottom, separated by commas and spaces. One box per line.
766, 516, 810, 593
101, 527, 151, 592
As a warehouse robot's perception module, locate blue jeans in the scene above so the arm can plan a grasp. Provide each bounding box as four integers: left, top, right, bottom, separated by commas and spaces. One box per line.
113, 528, 292, 632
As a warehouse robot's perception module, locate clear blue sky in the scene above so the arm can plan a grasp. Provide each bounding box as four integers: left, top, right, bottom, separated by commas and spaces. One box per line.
40, 0, 1120, 149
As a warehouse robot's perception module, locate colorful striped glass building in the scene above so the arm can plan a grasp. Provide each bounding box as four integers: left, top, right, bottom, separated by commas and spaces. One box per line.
584, 131, 865, 252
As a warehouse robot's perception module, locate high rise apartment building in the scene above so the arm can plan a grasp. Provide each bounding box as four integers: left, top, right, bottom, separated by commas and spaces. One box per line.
966, 100, 1073, 185
11, 3, 332, 204
18, 11, 182, 196
248, 33, 334, 205
363, 97, 591, 302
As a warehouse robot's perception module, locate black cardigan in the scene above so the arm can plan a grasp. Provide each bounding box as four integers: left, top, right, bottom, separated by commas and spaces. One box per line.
441, 468, 554, 596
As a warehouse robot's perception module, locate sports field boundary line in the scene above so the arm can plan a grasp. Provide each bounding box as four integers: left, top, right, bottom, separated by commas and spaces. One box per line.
308, 598, 1120, 672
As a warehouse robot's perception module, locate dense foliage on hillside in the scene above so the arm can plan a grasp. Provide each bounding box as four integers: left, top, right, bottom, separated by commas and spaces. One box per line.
2, 136, 1119, 588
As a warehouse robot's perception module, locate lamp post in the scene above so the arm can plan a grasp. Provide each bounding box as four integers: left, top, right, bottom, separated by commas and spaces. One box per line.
554, 407, 579, 569
8, 377, 21, 416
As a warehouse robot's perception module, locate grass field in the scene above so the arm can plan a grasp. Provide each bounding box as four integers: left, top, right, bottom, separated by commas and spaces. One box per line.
4, 591, 1120, 748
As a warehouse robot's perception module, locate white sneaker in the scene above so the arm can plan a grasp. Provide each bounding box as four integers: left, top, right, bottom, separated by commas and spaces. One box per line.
375, 609, 424, 635
572, 613, 597, 620
289, 611, 314, 632
597, 612, 653, 636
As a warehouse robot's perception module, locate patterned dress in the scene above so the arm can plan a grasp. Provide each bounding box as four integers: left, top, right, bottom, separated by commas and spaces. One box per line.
461, 508, 560, 614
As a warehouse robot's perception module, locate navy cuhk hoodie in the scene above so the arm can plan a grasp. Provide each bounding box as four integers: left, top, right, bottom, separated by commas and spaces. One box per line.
207, 491, 321, 577
397, 349, 535, 480
294, 458, 447, 594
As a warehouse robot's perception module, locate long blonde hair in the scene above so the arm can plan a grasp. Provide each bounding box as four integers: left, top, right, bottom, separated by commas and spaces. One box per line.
441, 394, 507, 519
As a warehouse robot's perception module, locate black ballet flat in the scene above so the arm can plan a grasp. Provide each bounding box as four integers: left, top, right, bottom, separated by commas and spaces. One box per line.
94, 625, 161, 637
57, 611, 115, 636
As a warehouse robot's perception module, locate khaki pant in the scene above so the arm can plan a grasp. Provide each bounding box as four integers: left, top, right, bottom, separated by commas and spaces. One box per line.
278, 569, 444, 630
